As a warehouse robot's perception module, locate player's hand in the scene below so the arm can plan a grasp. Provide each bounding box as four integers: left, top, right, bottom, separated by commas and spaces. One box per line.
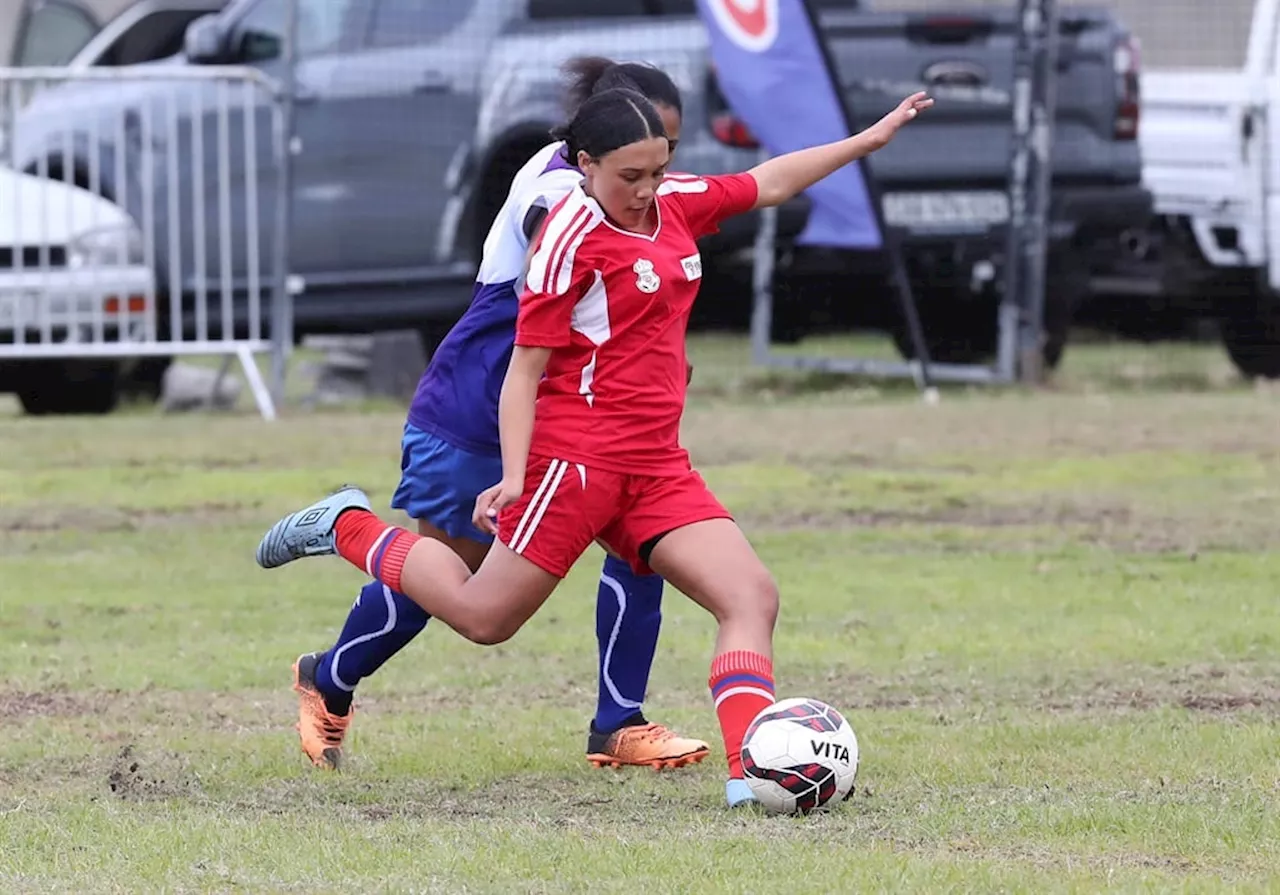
686, 361, 694, 386
473, 479, 522, 536
869, 92, 933, 144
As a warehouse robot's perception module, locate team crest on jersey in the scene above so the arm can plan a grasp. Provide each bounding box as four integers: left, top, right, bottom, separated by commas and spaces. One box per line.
634, 259, 661, 294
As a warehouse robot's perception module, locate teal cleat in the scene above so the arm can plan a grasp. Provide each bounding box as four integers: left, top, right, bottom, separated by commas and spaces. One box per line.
255, 486, 371, 569
726, 778, 758, 809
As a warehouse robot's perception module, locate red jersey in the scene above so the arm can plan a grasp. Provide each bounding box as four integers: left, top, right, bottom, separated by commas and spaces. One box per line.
515, 172, 759, 476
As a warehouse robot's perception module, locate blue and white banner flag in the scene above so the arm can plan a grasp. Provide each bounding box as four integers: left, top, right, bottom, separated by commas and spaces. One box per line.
698, 0, 883, 249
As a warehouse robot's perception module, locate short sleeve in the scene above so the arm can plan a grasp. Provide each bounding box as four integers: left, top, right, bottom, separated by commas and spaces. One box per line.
515, 202, 597, 349
658, 172, 759, 239
514, 169, 581, 240
516, 281, 580, 349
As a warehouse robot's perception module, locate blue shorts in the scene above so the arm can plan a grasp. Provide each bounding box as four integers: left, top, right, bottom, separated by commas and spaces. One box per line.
390, 424, 502, 544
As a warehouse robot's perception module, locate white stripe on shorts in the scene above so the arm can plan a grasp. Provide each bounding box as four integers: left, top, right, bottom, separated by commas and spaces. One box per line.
508, 459, 563, 551
512, 459, 569, 556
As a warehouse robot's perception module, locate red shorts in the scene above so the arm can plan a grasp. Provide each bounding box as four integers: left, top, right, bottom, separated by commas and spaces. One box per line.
496, 453, 733, 578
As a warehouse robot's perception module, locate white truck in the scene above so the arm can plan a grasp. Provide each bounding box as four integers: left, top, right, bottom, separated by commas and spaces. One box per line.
0, 165, 155, 414
1117, 0, 1280, 377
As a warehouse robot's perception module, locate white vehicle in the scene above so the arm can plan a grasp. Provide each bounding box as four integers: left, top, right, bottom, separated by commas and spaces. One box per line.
1120, 0, 1280, 377
1, 0, 226, 414
0, 164, 156, 414
4, 0, 223, 70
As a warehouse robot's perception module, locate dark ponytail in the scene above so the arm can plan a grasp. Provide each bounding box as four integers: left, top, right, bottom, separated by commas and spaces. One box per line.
561, 56, 684, 117
550, 87, 666, 164
561, 56, 616, 114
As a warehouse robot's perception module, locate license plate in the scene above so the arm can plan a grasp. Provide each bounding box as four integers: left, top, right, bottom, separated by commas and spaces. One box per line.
882, 190, 1010, 233
0, 290, 40, 328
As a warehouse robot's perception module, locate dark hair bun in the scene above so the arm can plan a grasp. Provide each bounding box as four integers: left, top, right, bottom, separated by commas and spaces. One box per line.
561, 56, 683, 118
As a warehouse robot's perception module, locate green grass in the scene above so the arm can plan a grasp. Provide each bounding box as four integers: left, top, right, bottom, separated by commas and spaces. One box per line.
2, 334, 1280, 892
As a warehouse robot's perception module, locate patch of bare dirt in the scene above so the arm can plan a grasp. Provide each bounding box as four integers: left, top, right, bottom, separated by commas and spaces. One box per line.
106, 744, 202, 801
117, 456, 272, 471
939, 837, 1208, 877
738, 493, 1280, 553
0, 501, 263, 534
1047, 681, 1280, 716
736, 497, 1196, 552
685, 393, 1280, 463
213, 774, 644, 826
343, 665, 1280, 724
1178, 693, 1275, 713
0, 688, 99, 719
10, 682, 591, 739
5, 686, 295, 735
746, 500, 1134, 532
308, 776, 691, 826
1045, 666, 1280, 716
793, 664, 1280, 718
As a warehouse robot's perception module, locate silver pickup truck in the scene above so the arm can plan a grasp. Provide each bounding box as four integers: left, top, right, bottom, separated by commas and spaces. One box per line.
11, 0, 1151, 378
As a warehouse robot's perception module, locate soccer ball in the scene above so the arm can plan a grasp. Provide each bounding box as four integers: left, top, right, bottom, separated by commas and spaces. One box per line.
740, 697, 859, 815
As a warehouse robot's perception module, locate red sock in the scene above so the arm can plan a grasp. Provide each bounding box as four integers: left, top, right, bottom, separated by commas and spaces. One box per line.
708, 650, 775, 779
333, 510, 419, 594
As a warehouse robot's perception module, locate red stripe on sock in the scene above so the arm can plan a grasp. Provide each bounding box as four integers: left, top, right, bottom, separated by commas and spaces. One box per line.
376, 530, 415, 594
708, 650, 775, 779
711, 649, 774, 681
334, 510, 419, 592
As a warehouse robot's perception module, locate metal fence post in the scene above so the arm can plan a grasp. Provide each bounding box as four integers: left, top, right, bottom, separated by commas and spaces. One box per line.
0, 65, 290, 419
999, 0, 1061, 384
270, 0, 300, 407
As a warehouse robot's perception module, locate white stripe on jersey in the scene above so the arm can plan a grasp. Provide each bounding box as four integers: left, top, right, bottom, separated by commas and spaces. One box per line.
656, 176, 710, 196
569, 270, 610, 346
525, 190, 603, 296
475, 141, 584, 288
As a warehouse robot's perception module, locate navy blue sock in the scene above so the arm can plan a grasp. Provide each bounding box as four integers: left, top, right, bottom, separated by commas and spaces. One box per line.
594, 554, 664, 734
314, 580, 429, 714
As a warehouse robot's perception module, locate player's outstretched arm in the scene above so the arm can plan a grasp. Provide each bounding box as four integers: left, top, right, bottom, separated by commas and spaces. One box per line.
747, 92, 933, 209
476, 345, 552, 534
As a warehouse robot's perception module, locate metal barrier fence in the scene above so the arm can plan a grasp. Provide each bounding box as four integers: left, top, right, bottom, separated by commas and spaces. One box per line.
0, 64, 292, 419
1, 0, 1253, 417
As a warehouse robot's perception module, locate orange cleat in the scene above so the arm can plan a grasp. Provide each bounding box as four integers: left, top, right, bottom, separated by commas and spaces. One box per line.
586, 722, 710, 771
292, 652, 352, 770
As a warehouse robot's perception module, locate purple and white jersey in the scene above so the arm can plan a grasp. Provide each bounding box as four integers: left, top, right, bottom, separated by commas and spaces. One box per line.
406, 142, 581, 456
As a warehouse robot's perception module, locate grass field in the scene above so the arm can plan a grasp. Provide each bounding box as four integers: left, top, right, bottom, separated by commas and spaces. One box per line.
2, 334, 1279, 892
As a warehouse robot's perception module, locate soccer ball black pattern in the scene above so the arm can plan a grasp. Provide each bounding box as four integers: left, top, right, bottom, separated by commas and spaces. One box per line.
740, 697, 859, 815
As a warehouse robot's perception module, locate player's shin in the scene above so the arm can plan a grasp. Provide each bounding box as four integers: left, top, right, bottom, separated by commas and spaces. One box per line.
332, 510, 421, 592
708, 649, 776, 779
332, 510, 479, 634
314, 580, 430, 714
594, 554, 663, 733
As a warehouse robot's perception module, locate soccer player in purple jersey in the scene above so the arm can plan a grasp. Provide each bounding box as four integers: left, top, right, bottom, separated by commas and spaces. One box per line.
288, 58, 708, 772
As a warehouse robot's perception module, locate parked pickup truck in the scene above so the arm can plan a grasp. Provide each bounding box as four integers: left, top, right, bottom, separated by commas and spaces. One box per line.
1090, 0, 1280, 378
10, 0, 1151, 413
466, 0, 1152, 366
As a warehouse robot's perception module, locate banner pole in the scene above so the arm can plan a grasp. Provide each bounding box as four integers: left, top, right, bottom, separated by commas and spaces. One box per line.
794, 0, 937, 400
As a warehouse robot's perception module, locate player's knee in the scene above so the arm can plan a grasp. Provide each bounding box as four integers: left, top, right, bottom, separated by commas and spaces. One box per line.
755, 571, 780, 630
727, 566, 779, 629
455, 614, 520, 646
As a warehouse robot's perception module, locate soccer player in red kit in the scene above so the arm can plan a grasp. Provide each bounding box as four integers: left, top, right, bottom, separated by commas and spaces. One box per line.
256, 85, 932, 808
